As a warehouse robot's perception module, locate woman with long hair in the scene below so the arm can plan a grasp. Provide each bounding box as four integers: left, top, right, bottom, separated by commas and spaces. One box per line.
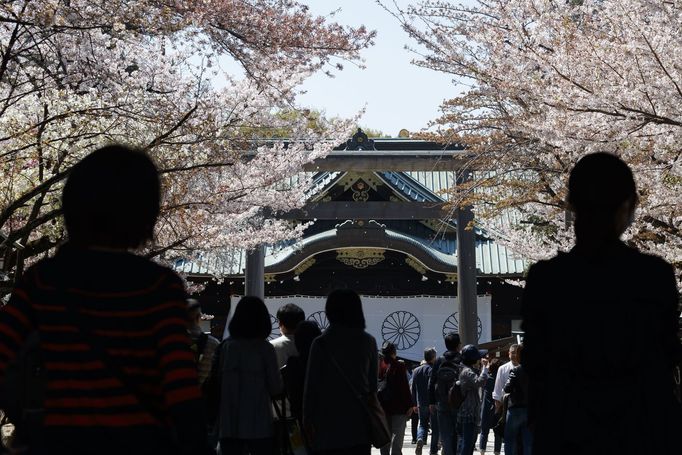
303, 289, 378, 455
217, 296, 283, 455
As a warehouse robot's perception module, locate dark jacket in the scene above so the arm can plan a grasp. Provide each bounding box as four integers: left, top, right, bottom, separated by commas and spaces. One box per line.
303, 325, 378, 451
458, 365, 488, 426
503, 365, 528, 409
480, 375, 497, 430
217, 338, 283, 439
428, 350, 462, 405
411, 363, 432, 407
281, 356, 306, 422
379, 358, 414, 415
522, 241, 682, 454
0, 246, 209, 455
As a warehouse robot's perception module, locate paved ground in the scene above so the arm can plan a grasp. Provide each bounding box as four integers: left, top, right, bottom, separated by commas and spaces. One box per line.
371, 428, 504, 455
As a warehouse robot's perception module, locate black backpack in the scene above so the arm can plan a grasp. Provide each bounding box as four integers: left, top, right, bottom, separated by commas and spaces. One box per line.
435, 360, 461, 408
448, 376, 466, 409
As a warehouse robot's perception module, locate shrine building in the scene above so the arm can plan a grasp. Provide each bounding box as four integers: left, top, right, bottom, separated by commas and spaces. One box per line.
175, 130, 529, 361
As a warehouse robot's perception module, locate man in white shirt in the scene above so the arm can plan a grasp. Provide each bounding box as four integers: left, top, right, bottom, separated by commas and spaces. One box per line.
493, 344, 521, 413
270, 303, 305, 368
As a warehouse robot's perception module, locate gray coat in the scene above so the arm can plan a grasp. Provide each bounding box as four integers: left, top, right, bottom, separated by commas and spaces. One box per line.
457, 366, 488, 428
218, 338, 283, 439
303, 325, 378, 450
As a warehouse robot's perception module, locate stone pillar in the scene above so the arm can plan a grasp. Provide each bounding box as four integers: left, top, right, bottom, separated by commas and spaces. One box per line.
456, 168, 479, 345
245, 244, 265, 299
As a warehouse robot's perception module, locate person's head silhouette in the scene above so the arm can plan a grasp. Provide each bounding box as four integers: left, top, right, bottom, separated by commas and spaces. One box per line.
567, 152, 637, 247
228, 296, 272, 340
325, 289, 366, 329
62, 145, 160, 249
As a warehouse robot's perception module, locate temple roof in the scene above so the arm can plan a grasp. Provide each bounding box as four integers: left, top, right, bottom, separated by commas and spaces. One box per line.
175, 222, 526, 277
175, 137, 528, 278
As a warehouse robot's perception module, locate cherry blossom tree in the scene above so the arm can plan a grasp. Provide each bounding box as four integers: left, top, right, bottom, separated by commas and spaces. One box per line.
0, 0, 374, 289
391, 0, 682, 280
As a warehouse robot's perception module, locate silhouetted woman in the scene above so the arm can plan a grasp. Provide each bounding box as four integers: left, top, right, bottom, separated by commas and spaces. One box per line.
0, 145, 210, 454
281, 320, 322, 424
218, 296, 283, 455
521, 152, 682, 454
303, 290, 378, 455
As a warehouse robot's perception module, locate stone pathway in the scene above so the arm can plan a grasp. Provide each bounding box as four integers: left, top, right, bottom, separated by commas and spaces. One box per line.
371, 428, 504, 455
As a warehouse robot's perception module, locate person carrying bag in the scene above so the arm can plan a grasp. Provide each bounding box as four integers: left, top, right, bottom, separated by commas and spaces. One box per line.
272, 396, 308, 455
323, 342, 391, 449
302, 290, 384, 455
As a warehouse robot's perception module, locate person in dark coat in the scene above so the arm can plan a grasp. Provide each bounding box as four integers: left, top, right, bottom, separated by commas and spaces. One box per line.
503, 364, 531, 455
457, 345, 489, 455
521, 152, 682, 455
281, 320, 322, 424
378, 342, 414, 455
411, 348, 439, 455
303, 290, 378, 455
428, 332, 463, 455
479, 358, 502, 455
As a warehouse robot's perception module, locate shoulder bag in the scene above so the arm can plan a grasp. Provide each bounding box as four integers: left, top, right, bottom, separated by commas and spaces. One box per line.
272, 395, 309, 455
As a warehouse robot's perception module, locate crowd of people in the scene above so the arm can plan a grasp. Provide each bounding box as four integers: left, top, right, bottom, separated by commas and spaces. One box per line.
211, 297, 528, 455
401, 335, 528, 455
195, 291, 534, 455
0, 145, 679, 455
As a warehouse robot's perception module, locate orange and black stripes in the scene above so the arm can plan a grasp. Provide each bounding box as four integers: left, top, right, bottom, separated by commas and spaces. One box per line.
0, 251, 203, 435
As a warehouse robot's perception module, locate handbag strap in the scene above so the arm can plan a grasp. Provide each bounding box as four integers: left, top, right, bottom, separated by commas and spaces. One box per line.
674, 366, 681, 404
272, 395, 288, 420
317, 339, 369, 406
59, 283, 165, 424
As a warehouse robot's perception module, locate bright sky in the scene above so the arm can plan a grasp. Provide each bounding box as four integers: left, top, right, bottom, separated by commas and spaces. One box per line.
296, 1, 464, 137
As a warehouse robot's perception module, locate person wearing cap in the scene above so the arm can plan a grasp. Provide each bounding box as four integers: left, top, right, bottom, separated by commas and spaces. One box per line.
187, 299, 220, 387
457, 345, 489, 455
187, 299, 221, 449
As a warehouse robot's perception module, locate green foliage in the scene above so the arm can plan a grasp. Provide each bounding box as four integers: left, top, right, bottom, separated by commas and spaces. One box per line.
360, 126, 388, 138
240, 109, 328, 139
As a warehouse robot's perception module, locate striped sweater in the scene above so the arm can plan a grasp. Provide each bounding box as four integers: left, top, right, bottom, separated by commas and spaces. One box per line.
0, 245, 207, 453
